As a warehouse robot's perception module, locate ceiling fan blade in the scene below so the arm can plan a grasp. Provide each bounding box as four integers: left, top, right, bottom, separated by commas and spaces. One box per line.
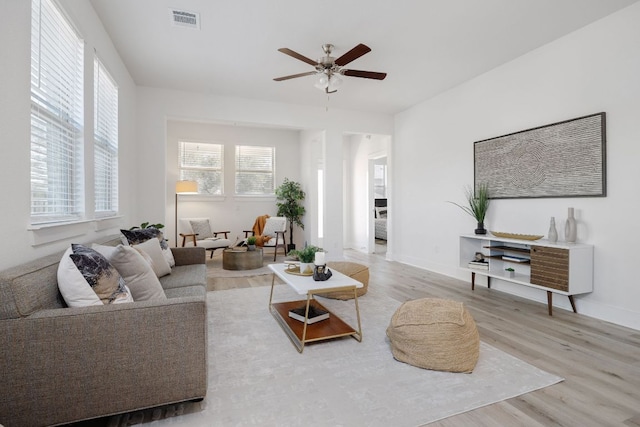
273, 71, 317, 81
341, 69, 387, 80
334, 43, 371, 66
277, 48, 318, 66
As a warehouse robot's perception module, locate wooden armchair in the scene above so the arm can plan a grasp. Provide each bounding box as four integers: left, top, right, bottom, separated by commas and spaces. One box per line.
243, 215, 287, 261
179, 218, 231, 258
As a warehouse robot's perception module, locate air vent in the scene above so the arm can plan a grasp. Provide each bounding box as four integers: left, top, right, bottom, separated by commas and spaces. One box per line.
169, 8, 200, 29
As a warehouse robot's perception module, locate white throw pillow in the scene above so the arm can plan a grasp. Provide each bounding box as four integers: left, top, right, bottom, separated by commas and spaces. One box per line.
94, 244, 166, 302
134, 238, 172, 278
67, 244, 133, 304
262, 218, 284, 238
57, 247, 103, 307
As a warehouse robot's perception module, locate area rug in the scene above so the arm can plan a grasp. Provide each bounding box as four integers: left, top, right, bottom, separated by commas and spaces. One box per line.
115, 286, 563, 426
205, 255, 281, 278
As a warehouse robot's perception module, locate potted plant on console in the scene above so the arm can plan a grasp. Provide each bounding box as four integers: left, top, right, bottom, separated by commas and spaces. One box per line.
450, 182, 490, 235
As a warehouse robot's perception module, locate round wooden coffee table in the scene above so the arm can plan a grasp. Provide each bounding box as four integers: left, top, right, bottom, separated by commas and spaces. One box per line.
222, 248, 264, 270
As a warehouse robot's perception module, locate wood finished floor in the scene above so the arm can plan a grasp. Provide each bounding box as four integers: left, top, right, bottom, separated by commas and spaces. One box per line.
211, 249, 640, 427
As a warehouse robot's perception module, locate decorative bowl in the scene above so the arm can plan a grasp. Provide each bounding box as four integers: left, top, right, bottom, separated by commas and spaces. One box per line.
490, 231, 544, 241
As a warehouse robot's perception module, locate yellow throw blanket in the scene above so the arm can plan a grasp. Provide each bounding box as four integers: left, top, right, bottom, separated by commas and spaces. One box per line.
251, 214, 273, 246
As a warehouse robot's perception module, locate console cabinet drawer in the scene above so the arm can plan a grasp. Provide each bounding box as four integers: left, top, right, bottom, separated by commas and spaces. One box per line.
530, 246, 569, 292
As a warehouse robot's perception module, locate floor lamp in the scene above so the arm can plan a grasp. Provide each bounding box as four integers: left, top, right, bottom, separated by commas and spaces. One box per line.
175, 180, 198, 247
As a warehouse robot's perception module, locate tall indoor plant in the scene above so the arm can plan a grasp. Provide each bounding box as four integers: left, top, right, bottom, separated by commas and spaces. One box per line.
450, 182, 490, 234
275, 178, 306, 251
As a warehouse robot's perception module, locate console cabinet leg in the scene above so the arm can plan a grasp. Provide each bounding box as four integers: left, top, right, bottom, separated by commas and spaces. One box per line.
547, 291, 553, 316
568, 295, 577, 313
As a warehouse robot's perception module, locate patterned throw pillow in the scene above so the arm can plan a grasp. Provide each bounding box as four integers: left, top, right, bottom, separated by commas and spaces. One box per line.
189, 219, 213, 240
69, 244, 133, 304
121, 227, 175, 267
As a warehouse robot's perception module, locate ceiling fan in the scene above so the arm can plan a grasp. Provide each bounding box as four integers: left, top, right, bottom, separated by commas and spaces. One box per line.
273, 43, 387, 94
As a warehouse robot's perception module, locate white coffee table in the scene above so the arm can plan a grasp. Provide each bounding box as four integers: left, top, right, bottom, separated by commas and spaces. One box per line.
268, 263, 363, 353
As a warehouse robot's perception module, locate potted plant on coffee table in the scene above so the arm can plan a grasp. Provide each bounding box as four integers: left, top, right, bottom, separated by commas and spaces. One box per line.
449, 182, 490, 235
288, 245, 323, 275
246, 235, 257, 251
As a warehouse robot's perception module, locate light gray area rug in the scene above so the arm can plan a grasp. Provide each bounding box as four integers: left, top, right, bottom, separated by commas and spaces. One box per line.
141, 286, 563, 426
205, 255, 280, 278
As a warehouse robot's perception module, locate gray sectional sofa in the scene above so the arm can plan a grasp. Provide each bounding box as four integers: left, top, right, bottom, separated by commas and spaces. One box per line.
0, 238, 208, 427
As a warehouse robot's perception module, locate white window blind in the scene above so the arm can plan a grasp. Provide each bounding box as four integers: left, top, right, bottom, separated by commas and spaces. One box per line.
94, 56, 118, 217
30, 0, 84, 223
235, 145, 275, 195
179, 142, 223, 195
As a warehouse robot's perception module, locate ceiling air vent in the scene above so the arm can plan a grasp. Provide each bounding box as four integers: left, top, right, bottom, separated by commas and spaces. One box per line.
169, 8, 200, 29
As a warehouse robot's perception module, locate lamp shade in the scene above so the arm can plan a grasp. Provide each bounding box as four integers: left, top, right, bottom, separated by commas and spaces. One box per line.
175, 180, 198, 194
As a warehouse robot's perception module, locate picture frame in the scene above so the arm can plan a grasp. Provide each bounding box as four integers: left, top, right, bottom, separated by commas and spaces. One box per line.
474, 112, 606, 199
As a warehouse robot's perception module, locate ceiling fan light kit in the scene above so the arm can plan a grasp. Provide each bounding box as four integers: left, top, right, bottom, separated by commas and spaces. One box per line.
274, 43, 386, 94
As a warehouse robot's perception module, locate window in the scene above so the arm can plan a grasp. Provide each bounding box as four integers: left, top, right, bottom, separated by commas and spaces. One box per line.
94, 56, 119, 217
179, 142, 223, 195
30, 0, 84, 223
235, 145, 275, 195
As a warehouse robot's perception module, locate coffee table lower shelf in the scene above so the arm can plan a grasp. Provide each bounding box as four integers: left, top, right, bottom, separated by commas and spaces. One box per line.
270, 300, 361, 353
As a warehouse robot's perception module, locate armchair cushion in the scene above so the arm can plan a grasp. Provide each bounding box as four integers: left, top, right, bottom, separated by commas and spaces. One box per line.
189, 219, 213, 239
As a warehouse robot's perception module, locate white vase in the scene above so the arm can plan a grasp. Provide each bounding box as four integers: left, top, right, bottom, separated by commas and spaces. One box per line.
299, 262, 314, 275
548, 217, 558, 243
565, 208, 577, 243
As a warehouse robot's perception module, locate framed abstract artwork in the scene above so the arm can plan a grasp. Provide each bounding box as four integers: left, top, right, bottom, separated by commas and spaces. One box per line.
474, 112, 606, 199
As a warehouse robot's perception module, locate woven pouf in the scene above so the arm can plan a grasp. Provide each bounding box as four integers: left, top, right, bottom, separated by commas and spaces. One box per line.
315, 262, 369, 300
386, 298, 479, 373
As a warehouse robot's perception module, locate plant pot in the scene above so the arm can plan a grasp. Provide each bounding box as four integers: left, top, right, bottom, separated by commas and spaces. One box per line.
475, 222, 487, 235
506, 270, 515, 278
247, 245, 256, 251
299, 262, 314, 275
287, 243, 296, 252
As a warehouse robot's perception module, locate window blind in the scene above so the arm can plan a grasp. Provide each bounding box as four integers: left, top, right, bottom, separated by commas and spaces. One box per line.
30, 0, 84, 223
94, 56, 118, 217
179, 142, 223, 195
235, 145, 275, 195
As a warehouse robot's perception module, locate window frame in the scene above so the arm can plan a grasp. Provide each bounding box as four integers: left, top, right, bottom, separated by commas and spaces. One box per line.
178, 141, 224, 196
30, 0, 85, 224
234, 145, 276, 196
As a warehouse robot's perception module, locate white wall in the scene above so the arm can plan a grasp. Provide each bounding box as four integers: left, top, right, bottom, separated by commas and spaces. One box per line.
0, 0, 137, 270
135, 87, 393, 258
344, 135, 390, 252
393, 3, 640, 330
166, 120, 301, 247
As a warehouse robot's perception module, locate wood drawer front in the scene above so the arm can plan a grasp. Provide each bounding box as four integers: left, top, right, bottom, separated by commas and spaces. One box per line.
531, 246, 569, 292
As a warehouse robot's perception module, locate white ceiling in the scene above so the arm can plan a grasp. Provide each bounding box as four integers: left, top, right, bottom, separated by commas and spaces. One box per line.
89, 0, 638, 115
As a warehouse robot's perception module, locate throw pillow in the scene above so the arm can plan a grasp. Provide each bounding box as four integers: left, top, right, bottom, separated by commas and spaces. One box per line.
133, 238, 172, 278
57, 247, 103, 307
189, 219, 213, 240
375, 207, 388, 218
120, 227, 175, 268
93, 244, 166, 302
69, 244, 133, 304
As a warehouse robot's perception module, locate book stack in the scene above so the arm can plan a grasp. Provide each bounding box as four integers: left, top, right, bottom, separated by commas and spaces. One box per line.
468, 260, 489, 270
288, 305, 330, 324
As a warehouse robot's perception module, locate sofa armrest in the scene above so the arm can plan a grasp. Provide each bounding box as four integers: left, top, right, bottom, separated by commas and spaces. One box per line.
0, 297, 207, 426
171, 246, 206, 265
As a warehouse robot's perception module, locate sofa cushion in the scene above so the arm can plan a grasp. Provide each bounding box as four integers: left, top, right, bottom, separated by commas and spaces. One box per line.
69, 244, 133, 305
93, 244, 167, 302
133, 238, 172, 278
160, 264, 207, 290
120, 228, 175, 268
57, 247, 103, 308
